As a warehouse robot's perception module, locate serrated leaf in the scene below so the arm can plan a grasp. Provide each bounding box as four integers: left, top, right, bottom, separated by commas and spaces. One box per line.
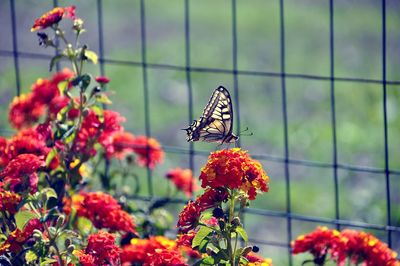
15, 211, 38, 229
85, 50, 98, 64
25, 250, 38, 263
96, 94, 112, 105
45, 148, 58, 167
236, 226, 248, 242
49, 54, 64, 71
192, 226, 213, 248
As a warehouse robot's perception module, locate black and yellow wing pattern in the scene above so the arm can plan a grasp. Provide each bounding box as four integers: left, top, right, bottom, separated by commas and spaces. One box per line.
183, 86, 238, 144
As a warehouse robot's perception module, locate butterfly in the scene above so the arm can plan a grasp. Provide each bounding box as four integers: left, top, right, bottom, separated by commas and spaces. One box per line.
183, 86, 239, 144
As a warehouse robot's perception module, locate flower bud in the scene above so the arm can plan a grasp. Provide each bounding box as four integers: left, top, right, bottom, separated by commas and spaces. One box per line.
212, 207, 224, 218
231, 217, 241, 227
252, 245, 260, 253
56, 215, 65, 228
73, 18, 84, 31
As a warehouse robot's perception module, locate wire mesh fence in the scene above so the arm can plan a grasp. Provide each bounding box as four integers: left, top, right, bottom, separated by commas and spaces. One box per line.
1, 0, 400, 264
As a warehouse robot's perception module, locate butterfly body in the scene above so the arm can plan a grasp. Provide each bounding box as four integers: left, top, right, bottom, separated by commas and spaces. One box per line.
183, 86, 238, 144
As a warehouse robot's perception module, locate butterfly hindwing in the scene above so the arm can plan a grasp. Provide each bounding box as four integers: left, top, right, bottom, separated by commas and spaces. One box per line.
184, 86, 238, 143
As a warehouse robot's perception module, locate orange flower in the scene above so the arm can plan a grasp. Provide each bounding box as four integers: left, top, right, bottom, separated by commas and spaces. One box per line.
245, 252, 273, 266
31, 6, 76, 32
73, 192, 137, 234
199, 148, 269, 200
107, 131, 136, 159
130, 136, 164, 168
341, 229, 399, 266
8, 94, 45, 129
166, 168, 198, 197
121, 236, 187, 265
0, 189, 21, 214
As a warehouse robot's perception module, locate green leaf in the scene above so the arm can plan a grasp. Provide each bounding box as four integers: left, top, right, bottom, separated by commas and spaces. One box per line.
91, 105, 104, 123
236, 226, 248, 243
42, 188, 58, 201
25, 250, 38, 263
84, 50, 98, 64
40, 258, 57, 266
201, 256, 215, 265
96, 93, 112, 105
56, 105, 70, 122
45, 148, 58, 167
49, 54, 64, 71
57, 80, 69, 94
192, 226, 213, 248
15, 210, 38, 229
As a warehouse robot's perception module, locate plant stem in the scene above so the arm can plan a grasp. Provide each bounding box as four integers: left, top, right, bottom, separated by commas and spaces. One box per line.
228, 189, 236, 266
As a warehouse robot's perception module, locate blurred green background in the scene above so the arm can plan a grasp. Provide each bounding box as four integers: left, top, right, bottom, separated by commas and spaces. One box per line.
0, 0, 399, 264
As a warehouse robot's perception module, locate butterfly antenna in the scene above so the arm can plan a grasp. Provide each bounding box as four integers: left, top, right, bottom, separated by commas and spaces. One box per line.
239, 126, 253, 137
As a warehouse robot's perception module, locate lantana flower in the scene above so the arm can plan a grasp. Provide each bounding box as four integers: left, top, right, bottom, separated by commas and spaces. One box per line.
71, 192, 137, 234
0, 154, 45, 193
199, 148, 269, 200
31, 6, 76, 32
75, 231, 121, 266
130, 135, 164, 168
0, 189, 21, 215
166, 168, 198, 197
245, 252, 273, 266
9, 94, 45, 129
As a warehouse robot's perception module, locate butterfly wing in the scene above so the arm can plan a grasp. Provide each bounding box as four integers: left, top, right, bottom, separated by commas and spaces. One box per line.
184, 86, 236, 143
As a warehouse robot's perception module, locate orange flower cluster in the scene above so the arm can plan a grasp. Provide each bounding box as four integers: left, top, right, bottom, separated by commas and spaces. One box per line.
76, 231, 121, 266
121, 236, 187, 266
292, 227, 400, 266
199, 148, 269, 200
71, 192, 137, 234
245, 252, 273, 266
9, 69, 75, 129
166, 168, 198, 197
177, 187, 228, 233
176, 231, 202, 259
0, 154, 45, 193
0, 189, 21, 214
31, 6, 76, 32
0, 218, 42, 255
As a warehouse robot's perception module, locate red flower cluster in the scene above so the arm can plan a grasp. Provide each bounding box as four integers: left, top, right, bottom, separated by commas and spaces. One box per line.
76, 231, 121, 266
8, 69, 75, 129
121, 236, 187, 265
0, 127, 50, 167
72, 192, 137, 234
107, 131, 136, 159
177, 187, 228, 233
341, 229, 399, 266
31, 6, 76, 32
176, 231, 202, 259
292, 227, 400, 266
0, 154, 45, 193
0, 218, 43, 255
245, 252, 273, 266
166, 168, 198, 197
0, 189, 21, 214
129, 136, 164, 169
199, 148, 269, 200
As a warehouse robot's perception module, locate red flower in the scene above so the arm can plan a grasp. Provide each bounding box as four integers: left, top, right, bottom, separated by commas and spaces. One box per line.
0, 218, 42, 255
144, 248, 188, 266
9, 94, 45, 129
176, 231, 196, 247
95, 76, 110, 84
31, 6, 76, 32
177, 201, 202, 233
0, 189, 21, 214
341, 229, 399, 266
166, 168, 198, 197
245, 252, 273, 266
0, 137, 8, 167
195, 187, 228, 211
0, 154, 45, 193
78, 231, 121, 266
130, 136, 164, 169
107, 131, 136, 159
74, 192, 136, 234
51, 68, 75, 85
199, 148, 269, 200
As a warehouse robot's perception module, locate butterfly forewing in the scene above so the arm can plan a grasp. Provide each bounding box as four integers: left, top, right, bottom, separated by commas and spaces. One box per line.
184, 86, 238, 144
